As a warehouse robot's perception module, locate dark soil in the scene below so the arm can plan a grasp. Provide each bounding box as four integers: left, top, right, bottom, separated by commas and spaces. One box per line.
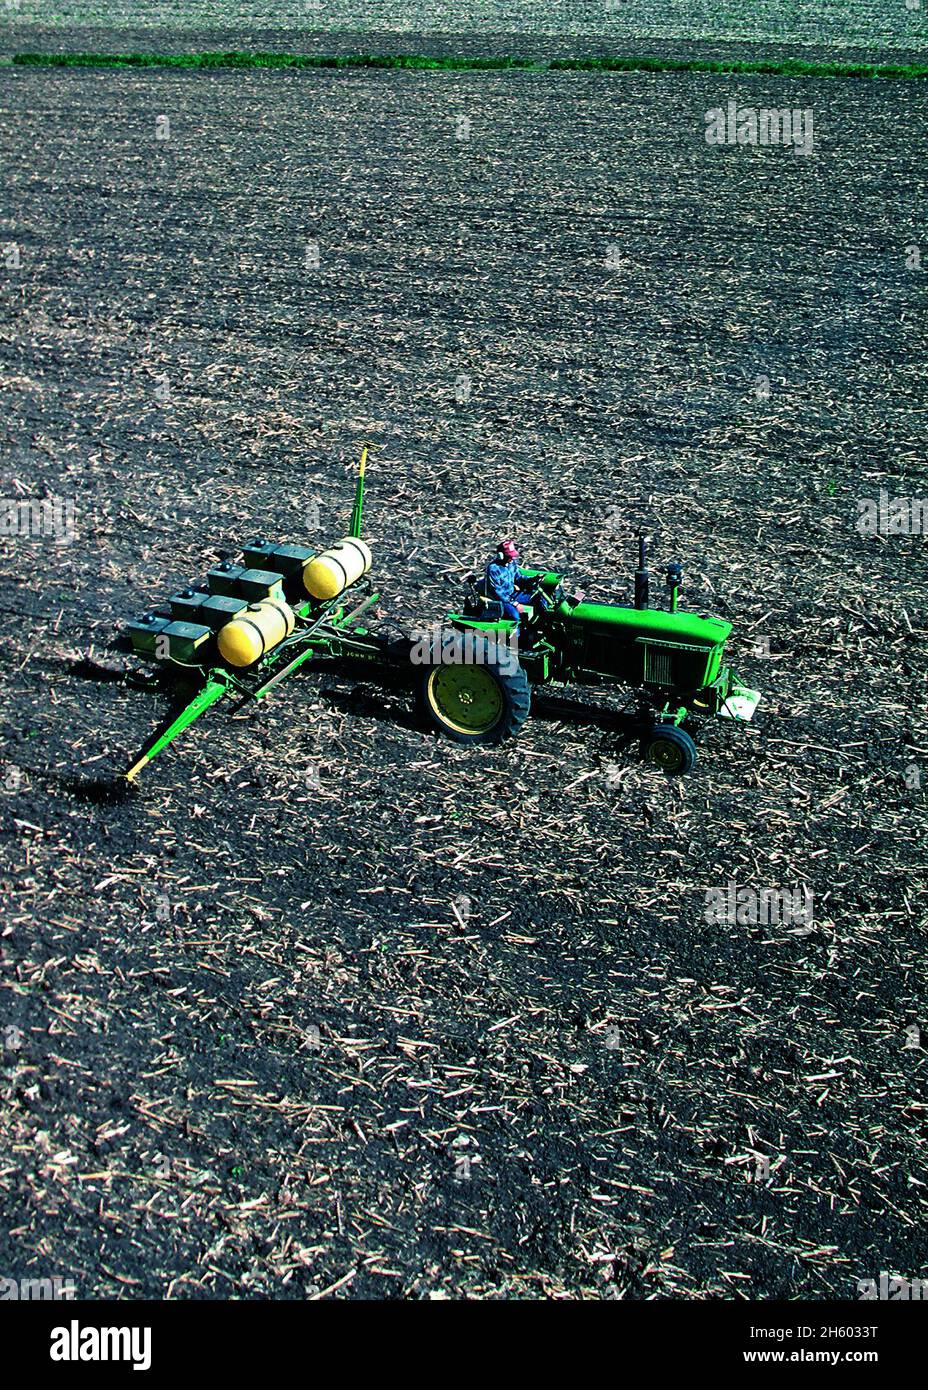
0, 48, 926, 1299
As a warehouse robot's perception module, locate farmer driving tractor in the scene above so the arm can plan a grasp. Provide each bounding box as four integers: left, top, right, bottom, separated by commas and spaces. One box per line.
485, 539, 535, 625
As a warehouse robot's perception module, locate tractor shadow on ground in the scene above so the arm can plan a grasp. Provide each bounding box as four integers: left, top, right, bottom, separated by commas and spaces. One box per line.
316, 678, 425, 735
60, 657, 654, 775
319, 674, 650, 754
529, 692, 646, 755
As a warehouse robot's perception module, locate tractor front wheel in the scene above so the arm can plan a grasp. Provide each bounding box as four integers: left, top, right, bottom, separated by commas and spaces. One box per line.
642, 724, 697, 775
418, 632, 531, 745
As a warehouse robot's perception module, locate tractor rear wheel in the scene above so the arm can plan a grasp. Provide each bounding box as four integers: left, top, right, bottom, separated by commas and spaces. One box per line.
418, 632, 531, 745
642, 724, 697, 775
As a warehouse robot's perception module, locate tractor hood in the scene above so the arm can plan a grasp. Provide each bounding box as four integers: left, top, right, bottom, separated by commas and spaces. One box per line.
560, 601, 732, 649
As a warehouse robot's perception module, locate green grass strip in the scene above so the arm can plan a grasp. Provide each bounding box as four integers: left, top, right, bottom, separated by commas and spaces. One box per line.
11, 51, 928, 79
549, 55, 928, 78
11, 51, 539, 72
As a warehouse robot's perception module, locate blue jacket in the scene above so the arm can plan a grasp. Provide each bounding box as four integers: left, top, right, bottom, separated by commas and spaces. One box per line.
486, 558, 524, 603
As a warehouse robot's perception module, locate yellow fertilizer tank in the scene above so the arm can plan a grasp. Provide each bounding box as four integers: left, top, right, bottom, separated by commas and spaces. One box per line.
217, 598, 295, 667
303, 537, 372, 601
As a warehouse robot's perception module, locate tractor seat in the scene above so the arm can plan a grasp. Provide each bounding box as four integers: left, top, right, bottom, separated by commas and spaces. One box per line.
463, 593, 504, 620
463, 576, 535, 623
461, 569, 536, 625
469, 596, 535, 623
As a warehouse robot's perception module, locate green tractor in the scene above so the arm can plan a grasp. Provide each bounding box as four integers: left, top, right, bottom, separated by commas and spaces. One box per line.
418, 537, 761, 774
121, 453, 759, 781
